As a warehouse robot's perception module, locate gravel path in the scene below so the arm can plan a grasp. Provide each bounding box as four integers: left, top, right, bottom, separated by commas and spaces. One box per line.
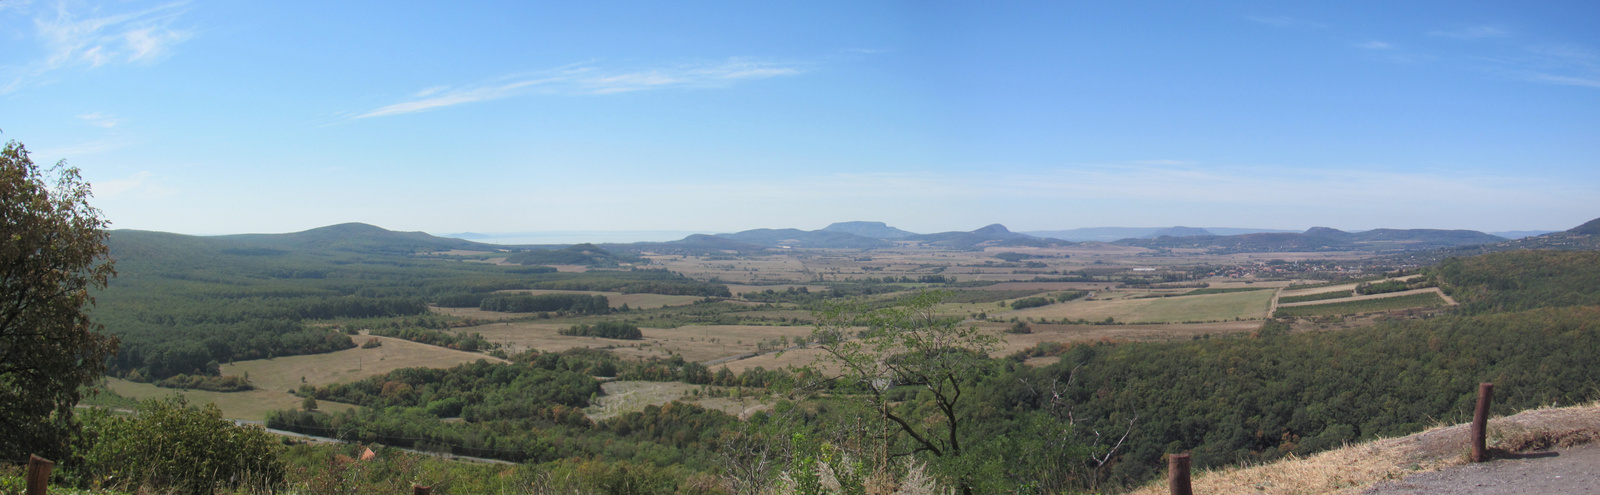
1364, 444, 1600, 494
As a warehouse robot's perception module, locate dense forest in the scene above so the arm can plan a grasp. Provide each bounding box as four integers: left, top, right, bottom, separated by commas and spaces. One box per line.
504, 243, 637, 267
95, 231, 728, 380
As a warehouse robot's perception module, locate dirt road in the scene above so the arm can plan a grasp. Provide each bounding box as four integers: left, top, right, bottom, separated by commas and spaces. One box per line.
1364, 443, 1600, 494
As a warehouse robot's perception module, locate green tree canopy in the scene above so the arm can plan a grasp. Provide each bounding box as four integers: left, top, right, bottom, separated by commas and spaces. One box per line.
0, 139, 118, 461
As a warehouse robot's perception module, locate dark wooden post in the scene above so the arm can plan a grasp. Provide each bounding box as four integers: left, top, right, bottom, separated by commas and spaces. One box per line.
26, 455, 53, 495
412, 485, 432, 495
1168, 452, 1192, 495
1471, 382, 1494, 462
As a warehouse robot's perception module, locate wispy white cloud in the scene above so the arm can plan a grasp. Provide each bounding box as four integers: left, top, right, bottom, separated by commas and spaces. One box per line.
1428, 26, 1509, 39
354, 58, 806, 118
1357, 41, 1392, 50
3, 1, 192, 92
1508, 44, 1600, 90
1530, 73, 1600, 88
77, 111, 119, 128
93, 170, 176, 199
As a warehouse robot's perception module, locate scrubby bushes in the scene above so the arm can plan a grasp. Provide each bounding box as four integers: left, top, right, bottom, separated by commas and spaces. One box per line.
560, 321, 643, 340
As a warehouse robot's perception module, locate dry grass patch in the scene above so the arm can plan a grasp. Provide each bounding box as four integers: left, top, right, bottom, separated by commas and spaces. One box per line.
1127, 401, 1600, 495
585, 381, 704, 420
103, 377, 356, 421
470, 322, 816, 364
222, 335, 503, 392
713, 346, 831, 373
583, 381, 769, 420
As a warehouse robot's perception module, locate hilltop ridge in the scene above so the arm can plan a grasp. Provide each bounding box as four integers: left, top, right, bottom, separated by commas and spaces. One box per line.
819, 221, 916, 239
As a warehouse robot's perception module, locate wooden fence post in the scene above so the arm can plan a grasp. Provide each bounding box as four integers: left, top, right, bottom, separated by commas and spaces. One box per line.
1471, 382, 1494, 462
1168, 452, 1192, 495
412, 484, 432, 495
26, 454, 53, 495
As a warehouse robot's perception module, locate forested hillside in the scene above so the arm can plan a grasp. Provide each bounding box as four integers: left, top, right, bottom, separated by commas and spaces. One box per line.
96, 229, 726, 380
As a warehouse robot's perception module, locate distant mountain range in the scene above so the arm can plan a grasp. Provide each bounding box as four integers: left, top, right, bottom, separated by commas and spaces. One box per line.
1022, 226, 1299, 241
1113, 227, 1508, 253
1384, 217, 1600, 264
107, 217, 1598, 261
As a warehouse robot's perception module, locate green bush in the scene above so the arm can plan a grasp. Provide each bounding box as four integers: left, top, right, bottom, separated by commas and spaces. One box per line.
78, 396, 283, 494
1010, 297, 1052, 310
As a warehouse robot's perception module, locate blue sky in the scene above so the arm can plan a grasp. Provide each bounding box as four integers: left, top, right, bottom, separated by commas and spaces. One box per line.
3, 1, 1597, 238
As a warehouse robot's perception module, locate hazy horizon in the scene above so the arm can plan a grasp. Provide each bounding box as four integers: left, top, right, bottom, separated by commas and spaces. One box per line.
132, 221, 1568, 245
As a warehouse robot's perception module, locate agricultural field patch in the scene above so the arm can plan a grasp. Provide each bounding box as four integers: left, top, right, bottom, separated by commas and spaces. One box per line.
1183, 287, 1273, 295
1279, 275, 1422, 297
103, 377, 357, 421
990, 321, 1262, 357
709, 320, 1262, 372
221, 335, 504, 392
1277, 290, 1354, 304
469, 322, 816, 364
1273, 291, 1448, 318
984, 282, 1111, 290
1009, 289, 1275, 323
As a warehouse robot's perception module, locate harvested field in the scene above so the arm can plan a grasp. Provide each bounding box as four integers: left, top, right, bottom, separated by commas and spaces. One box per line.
713, 346, 830, 373
222, 335, 504, 392
1009, 289, 1275, 323
470, 322, 816, 363
103, 377, 356, 421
